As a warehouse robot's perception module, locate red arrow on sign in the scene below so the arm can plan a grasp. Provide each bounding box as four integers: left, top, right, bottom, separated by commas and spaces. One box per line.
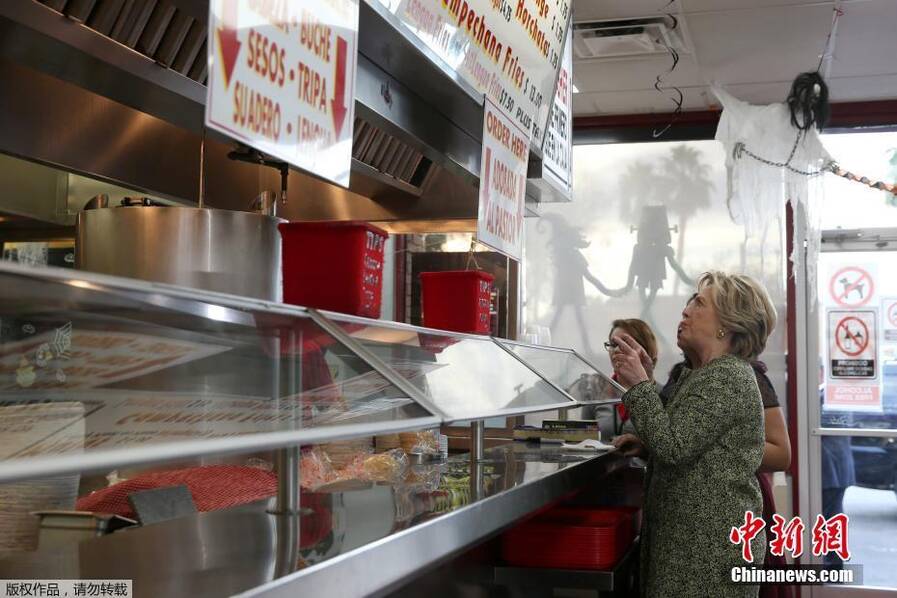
331, 36, 349, 139
216, 1, 241, 89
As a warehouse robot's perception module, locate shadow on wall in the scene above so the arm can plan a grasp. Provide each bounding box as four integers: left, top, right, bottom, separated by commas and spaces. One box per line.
530, 142, 722, 367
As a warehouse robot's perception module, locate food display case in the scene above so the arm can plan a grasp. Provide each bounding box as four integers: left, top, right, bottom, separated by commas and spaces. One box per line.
0, 262, 628, 597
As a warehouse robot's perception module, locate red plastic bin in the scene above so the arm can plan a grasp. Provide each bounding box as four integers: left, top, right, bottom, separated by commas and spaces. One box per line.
279, 221, 387, 317
501, 507, 636, 570
420, 270, 494, 335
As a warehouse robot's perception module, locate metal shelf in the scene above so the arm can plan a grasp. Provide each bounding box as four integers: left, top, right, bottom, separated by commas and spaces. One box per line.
0, 445, 630, 598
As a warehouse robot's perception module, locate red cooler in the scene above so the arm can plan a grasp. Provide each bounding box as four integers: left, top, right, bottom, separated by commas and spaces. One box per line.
420, 270, 494, 335
279, 221, 387, 317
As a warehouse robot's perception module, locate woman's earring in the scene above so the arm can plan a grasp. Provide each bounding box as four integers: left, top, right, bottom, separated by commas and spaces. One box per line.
716, 329, 726, 339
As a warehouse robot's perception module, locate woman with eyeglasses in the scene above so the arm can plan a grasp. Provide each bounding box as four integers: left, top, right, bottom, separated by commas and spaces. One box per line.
610, 271, 775, 598
605, 319, 659, 435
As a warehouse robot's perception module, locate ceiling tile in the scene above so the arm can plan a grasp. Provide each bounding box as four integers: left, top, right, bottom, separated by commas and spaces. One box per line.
570, 0, 897, 116
825, 0, 897, 78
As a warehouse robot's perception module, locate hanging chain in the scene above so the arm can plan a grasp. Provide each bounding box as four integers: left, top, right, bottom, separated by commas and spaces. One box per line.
733, 130, 834, 177
733, 132, 895, 195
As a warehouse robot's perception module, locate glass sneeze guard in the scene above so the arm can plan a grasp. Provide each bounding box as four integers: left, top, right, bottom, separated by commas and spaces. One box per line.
0, 262, 619, 483
495, 340, 625, 404
0, 262, 439, 483
316, 310, 579, 423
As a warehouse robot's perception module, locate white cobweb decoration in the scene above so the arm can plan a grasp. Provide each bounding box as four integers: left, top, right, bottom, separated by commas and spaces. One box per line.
713, 86, 830, 301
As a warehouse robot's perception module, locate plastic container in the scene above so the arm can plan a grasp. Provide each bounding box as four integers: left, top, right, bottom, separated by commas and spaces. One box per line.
420, 270, 494, 334
279, 221, 387, 317
501, 506, 637, 570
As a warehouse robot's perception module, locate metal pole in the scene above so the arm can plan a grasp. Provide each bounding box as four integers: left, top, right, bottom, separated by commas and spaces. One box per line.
273, 511, 299, 578
269, 330, 300, 516
470, 462, 485, 502
470, 420, 485, 465
277, 163, 289, 218
273, 446, 301, 514
197, 126, 206, 209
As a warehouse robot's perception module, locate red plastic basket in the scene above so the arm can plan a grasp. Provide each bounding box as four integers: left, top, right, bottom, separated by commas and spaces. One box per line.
420, 270, 494, 334
280, 221, 387, 317
501, 507, 636, 570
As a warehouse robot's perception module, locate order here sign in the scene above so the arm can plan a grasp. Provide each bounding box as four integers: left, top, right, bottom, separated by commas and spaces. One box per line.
477, 98, 531, 262
205, 0, 359, 187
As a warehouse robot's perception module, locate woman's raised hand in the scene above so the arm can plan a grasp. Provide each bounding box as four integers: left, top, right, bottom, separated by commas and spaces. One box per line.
611, 332, 651, 388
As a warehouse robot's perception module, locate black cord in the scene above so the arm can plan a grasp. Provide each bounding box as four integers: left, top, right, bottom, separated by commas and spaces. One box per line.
652, 1, 685, 138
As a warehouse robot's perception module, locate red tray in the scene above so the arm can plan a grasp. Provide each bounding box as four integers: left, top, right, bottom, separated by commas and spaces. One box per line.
501, 507, 636, 570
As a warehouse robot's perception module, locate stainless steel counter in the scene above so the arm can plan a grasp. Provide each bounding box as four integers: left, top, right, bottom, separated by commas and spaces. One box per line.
0, 444, 628, 598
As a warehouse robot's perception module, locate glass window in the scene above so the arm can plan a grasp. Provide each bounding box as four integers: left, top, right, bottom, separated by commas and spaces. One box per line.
817, 433, 897, 590
819, 132, 897, 231
817, 250, 897, 427
525, 140, 787, 399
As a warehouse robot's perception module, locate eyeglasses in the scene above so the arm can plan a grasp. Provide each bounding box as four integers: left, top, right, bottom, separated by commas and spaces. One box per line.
603, 341, 618, 352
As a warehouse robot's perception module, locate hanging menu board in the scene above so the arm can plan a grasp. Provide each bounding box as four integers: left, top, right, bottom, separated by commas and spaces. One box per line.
375, 0, 570, 146
205, 0, 360, 187
477, 99, 530, 261
534, 29, 573, 201
539, 26, 572, 199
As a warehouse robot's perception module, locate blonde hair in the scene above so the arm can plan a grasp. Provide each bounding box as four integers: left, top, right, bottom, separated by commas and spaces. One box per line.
611, 319, 659, 365
698, 271, 777, 360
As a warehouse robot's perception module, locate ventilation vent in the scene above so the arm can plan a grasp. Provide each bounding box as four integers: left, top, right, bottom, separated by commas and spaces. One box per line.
37, 0, 433, 192
38, 0, 209, 83
573, 18, 685, 60
352, 119, 432, 188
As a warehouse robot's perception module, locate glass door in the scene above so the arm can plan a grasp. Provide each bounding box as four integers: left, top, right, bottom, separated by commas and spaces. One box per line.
810, 235, 897, 597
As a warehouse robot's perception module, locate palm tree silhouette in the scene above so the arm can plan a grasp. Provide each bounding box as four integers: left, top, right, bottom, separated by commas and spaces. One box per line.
659, 145, 714, 294
618, 161, 666, 224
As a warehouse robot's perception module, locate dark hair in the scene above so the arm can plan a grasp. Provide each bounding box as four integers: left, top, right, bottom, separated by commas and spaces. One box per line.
610, 319, 659, 365
787, 71, 830, 131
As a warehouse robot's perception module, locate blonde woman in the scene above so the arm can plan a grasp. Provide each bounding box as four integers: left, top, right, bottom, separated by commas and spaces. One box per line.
612, 272, 776, 598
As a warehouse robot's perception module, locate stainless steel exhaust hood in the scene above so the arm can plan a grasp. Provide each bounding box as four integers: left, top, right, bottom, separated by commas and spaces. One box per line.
0, 0, 545, 227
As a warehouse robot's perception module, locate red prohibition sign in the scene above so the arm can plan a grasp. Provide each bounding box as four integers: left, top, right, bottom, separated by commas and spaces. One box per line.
835, 317, 869, 357
889, 303, 897, 328
829, 267, 874, 307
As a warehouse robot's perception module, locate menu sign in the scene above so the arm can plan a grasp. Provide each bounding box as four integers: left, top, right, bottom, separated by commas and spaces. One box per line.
477, 99, 531, 261
0, 329, 229, 391
377, 0, 570, 145
205, 0, 360, 187
0, 360, 446, 459
540, 27, 572, 198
